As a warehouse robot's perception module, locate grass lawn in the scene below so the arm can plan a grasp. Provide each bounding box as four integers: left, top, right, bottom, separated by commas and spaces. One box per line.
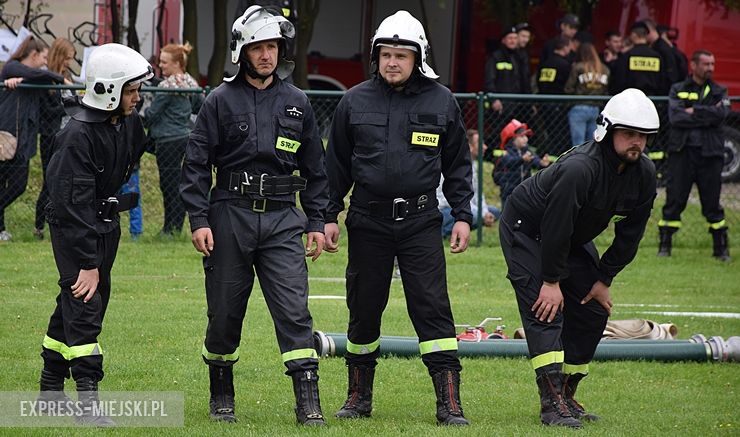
1, 217, 738, 436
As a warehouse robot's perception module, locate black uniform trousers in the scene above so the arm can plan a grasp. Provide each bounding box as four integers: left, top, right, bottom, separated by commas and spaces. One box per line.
499, 215, 608, 375
155, 137, 187, 234
343, 209, 461, 375
41, 225, 120, 382
662, 147, 725, 225
202, 199, 318, 374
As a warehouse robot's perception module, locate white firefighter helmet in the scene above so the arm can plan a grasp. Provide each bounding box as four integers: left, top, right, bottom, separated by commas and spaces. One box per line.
371, 10, 438, 79
594, 88, 660, 142
82, 43, 153, 111
229, 5, 295, 79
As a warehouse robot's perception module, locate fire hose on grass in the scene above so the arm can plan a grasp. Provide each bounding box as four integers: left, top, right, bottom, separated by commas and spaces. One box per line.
313, 331, 740, 363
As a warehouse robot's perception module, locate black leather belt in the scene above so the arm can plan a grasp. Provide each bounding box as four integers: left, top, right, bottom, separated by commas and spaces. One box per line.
216, 171, 306, 196
366, 193, 436, 221
96, 193, 138, 222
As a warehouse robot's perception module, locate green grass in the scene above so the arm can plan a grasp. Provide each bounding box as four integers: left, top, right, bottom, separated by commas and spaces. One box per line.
1, 218, 739, 435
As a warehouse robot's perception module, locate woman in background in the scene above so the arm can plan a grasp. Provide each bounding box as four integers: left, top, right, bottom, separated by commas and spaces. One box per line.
564, 42, 610, 146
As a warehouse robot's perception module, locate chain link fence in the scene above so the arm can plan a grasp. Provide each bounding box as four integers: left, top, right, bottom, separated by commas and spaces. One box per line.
1, 84, 738, 246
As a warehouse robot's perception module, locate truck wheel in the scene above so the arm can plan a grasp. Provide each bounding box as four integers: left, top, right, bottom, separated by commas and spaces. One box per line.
722, 126, 740, 182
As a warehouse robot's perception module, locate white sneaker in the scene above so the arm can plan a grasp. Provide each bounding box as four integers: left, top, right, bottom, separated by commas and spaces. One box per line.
0, 230, 12, 241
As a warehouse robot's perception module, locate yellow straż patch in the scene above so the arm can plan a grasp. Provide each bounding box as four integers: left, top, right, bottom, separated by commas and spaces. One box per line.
411, 132, 439, 147
276, 136, 301, 153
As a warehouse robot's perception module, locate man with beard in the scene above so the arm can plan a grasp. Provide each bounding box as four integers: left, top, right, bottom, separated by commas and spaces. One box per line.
498, 88, 659, 428
180, 5, 329, 425
657, 49, 731, 260
324, 10, 473, 426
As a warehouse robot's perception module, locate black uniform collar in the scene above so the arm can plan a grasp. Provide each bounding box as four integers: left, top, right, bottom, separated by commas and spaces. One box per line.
374, 71, 426, 95
63, 95, 111, 123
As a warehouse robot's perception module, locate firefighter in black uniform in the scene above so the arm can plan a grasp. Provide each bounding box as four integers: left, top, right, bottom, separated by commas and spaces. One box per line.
324, 10, 473, 426
179, 6, 328, 425
612, 22, 665, 96
536, 36, 572, 154
658, 49, 731, 260
38, 43, 153, 426
499, 89, 659, 428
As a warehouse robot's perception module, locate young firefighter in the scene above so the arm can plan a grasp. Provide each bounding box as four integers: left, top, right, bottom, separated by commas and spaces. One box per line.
37, 43, 153, 426
180, 6, 329, 425
499, 89, 659, 428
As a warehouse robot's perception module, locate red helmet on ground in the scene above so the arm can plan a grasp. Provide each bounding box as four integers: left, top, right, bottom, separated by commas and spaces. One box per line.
500, 119, 533, 149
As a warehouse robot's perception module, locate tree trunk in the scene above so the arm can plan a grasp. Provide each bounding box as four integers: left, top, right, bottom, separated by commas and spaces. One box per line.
182, 0, 201, 83
207, 0, 228, 87
293, 0, 320, 89
127, 0, 140, 52
110, 0, 120, 43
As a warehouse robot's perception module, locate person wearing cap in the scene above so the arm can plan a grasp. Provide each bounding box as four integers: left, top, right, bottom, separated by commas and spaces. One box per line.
37, 43, 154, 426
611, 21, 665, 95
658, 49, 731, 261
324, 10, 473, 426
180, 5, 329, 425
541, 13, 579, 64
499, 89, 659, 428
494, 119, 550, 208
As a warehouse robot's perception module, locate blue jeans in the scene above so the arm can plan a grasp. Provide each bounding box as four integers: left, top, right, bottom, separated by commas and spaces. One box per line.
568, 104, 600, 146
119, 169, 142, 236
440, 206, 501, 237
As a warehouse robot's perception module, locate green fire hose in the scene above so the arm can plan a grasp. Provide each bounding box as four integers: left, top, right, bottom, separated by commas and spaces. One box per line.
313, 332, 739, 363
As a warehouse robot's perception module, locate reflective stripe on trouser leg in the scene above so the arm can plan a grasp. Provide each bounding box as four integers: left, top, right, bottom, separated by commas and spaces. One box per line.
346, 338, 381, 355
657, 219, 681, 229
531, 351, 564, 370
43, 335, 102, 361
282, 348, 318, 363
419, 338, 458, 355
202, 344, 239, 364
708, 220, 727, 230
563, 363, 589, 375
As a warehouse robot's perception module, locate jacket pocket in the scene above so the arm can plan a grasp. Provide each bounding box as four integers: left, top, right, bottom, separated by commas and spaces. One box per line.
275, 116, 303, 164
221, 114, 250, 148
407, 113, 447, 155
71, 177, 95, 205
349, 112, 387, 158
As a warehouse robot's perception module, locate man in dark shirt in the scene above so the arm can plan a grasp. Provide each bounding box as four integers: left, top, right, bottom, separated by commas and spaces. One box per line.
612, 22, 665, 95
658, 50, 731, 260
643, 19, 679, 94
541, 13, 579, 64
515, 22, 533, 94
600, 30, 622, 73
180, 6, 329, 425
324, 10, 473, 426
537, 36, 572, 95
499, 89, 659, 428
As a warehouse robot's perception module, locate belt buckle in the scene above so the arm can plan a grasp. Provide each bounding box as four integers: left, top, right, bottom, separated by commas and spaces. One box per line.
258, 173, 267, 197
102, 196, 118, 222
392, 198, 408, 221
240, 171, 251, 195
252, 199, 267, 213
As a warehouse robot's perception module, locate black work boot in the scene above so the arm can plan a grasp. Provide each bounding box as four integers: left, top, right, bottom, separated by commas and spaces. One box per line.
711, 228, 731, 262
209, 365, 236, 423
535, 371, 582, 428
431, 370, 469, 426
335, 363, 374, 419
563, 373, 600, 422
37, 369, 73, 415
658, 226, 676, 257
291, 369, 326, 426
75, 377, 115, 427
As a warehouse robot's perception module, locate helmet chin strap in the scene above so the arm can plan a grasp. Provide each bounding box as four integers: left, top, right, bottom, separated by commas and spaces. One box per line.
241, 54, 273, 82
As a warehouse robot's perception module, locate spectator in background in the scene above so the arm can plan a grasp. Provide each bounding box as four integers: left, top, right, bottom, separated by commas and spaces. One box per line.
601, 30, 622, 72
484, 26, 530, 115
565, 42, 610, 146
144, 42, 202, 236
118, 165, 143, 240
536, 36, 572, 154
657, 24, 688, 80
515, 22, 533, 94
34, 38, 77, 240
438, 129, 501, 237
494, 119, 550, 208
611, 21, 664, 96
541, 13, 579, 64
642, 19, 678, 94
0, 36, 65, 241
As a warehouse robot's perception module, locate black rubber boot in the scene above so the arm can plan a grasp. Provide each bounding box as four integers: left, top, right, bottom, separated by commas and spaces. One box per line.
536, 371, 582, 428
335, 363, 374, 419
209, 365, 236, 423
75, 377, 115, 427
711, 228, 731, 262
563, 373, 600, 422
291, 369, 326, 426
431, 369, 469, 426
37, 369, 73, 415
658, 226, 676, 257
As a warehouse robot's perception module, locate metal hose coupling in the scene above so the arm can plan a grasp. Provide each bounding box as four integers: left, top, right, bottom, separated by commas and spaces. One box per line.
690, 335, 740, 362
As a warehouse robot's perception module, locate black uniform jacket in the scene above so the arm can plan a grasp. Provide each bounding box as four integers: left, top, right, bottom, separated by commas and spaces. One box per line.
536, 53, 571, 95
666, 78, 730, 157
484, 47, 527, 93
180, 74, 328, 233
325, 73, 473, 225
612, 44, 665, 96
46, 98, 147, 269
506, 140, 656, 285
